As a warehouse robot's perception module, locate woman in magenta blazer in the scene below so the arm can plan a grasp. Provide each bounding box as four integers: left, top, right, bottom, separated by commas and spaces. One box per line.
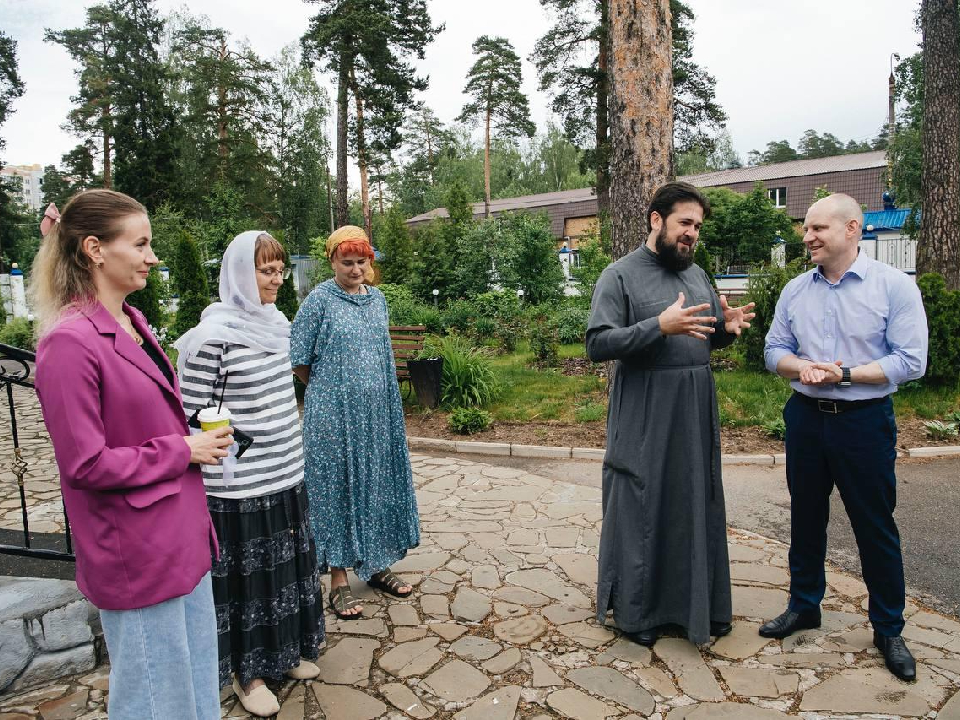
32, 190, 234, 720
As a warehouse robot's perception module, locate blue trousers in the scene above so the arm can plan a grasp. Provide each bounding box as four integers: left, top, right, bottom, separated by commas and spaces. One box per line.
783, 394, 905, 637
99, 572, 220, 720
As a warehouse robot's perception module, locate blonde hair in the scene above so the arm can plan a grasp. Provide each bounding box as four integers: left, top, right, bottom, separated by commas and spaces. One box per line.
30, 189, 147, 337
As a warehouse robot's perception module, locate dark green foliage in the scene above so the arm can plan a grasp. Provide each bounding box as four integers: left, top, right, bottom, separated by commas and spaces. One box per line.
409, 219, 458, 303
741, 259, 809, 371
700, 185, 799, 270
529, 315, 560, 366
274, 241, 299, 321
694, 241, 716, 287
0, 32, 25, 153
421, 335, 499, 408
458, 36, 536, 142
374, 207, 414, 284
918, 273, 960, 386
0, 318, 35, 352
126, 266, 167, 329
550, 302, 590, 345
170, 230, 209, 338
571, 232, 611, 298
448, 406, 492, 435
494, 212, 565, 304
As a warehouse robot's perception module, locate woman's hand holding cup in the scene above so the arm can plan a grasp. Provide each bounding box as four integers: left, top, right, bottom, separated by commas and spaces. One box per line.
184, 425, 234, 465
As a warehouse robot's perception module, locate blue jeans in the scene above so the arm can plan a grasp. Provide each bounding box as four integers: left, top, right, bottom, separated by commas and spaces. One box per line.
784, 394, 905, 636
99, 572, 220, 720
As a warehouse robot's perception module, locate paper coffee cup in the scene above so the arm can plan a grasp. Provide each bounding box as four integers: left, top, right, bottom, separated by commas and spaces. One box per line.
198, 407, 231, 432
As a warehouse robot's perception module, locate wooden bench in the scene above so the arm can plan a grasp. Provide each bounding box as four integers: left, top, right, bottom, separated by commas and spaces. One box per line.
389, 325, 427, 385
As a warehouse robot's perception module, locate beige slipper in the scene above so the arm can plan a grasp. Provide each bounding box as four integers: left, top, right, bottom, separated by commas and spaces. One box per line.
233, 678, 280, 717
286, 658, 321, 680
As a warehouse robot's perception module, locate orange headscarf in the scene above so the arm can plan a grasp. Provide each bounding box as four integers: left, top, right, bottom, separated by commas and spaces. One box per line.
325, 225, 375, 282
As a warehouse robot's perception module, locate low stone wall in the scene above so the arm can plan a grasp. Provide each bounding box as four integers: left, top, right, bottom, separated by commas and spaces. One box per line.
0, 577, 102, 695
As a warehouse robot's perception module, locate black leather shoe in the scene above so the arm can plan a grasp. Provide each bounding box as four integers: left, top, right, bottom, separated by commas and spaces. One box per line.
874, 632, 916, 682
710, 621, 733, 638
758, 609, 821, 638
629, 628, 658, 647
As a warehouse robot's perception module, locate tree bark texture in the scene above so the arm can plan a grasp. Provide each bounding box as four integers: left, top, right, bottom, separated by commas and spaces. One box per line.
351, 74, 372, 242
608, 0, 673, 260
919, 0, 960, 289
484, 105, 492, 218
335, 59, 349, 229
595, 0, 610, 218
102, 108, 112, 189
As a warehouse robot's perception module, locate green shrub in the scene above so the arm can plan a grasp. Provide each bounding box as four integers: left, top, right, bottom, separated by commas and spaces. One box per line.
421, 335, 499, 408
442, 298, 476, 335
126, 267, 168, 330
472, 290, 523, 322
0, 318, 35, 351
529, 317, 560, 366
275, 241, 300, 321
918, 273, 960, 386
494, 321, 522, 353
448, 406, 492, 434
742, 258, 809, 371
550, 303, 590, 345
473, 316, 497, 342
170, 231, 210, 338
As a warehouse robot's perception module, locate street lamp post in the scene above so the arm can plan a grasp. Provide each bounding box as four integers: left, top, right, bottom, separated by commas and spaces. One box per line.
432, 288, 439, 308
517, 288, 525, 303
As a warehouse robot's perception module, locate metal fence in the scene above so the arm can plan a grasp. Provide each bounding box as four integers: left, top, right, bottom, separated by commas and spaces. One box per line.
0, 343, 74, 563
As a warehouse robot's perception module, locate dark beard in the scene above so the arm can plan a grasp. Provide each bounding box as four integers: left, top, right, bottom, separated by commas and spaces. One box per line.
654, 226, 694, 272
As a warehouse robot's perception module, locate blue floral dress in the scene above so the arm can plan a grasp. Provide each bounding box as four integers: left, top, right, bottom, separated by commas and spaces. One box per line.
290, 280, 420, 580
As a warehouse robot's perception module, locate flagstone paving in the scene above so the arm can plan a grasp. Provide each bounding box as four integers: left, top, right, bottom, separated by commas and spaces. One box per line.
2, 452, 960, 719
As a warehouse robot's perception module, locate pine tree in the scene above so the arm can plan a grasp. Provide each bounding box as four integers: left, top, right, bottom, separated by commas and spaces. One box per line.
45, 6, 117, 188
0, 32, 26, 272
918, 0, 960, 288
274, 241, 300, 321
170, 230, 209, 338
531, 0, 724, 215
458, 36, 536, 219
301, 0, 441, 227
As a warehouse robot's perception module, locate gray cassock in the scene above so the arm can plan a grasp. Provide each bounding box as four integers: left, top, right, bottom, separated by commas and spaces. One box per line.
586, 244, 734, 644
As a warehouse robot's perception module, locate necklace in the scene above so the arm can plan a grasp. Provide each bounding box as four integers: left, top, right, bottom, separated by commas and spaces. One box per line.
115, 314, 144, 346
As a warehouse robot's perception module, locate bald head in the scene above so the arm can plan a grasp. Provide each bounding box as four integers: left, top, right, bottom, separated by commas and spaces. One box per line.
809, 193, 863, 232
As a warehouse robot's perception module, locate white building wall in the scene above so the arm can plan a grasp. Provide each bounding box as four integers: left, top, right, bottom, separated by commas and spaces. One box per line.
1, 164, 44, 210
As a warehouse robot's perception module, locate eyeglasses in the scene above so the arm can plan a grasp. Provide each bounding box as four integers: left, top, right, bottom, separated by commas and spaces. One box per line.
257, 267, 292, 280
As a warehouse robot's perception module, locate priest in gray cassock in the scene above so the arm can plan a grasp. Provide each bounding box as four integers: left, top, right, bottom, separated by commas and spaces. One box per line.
586, 182, 756, 647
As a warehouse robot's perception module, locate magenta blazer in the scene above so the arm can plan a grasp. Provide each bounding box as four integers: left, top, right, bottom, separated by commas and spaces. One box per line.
35, 303, 217, 611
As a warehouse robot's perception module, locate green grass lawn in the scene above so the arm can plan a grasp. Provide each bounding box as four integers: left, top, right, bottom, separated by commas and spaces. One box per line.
457, 343, 960, 430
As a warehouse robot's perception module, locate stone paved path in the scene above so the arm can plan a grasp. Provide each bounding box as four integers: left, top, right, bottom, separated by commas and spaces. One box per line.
2, 452, 960, 719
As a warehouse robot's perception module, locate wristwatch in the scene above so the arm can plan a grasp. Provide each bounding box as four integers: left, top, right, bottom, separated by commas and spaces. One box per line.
839, 366, 852, 387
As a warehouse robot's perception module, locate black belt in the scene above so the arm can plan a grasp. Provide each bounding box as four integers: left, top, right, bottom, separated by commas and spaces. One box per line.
793, 392, 888, 414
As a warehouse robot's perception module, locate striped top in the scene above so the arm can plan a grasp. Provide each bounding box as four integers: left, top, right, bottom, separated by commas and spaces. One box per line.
180, 342, 305, 499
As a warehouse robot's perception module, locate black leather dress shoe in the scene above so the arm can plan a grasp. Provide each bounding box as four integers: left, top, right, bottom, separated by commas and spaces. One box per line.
629, 628, 658, 647
758, 609, 821, 638
874, 632, 916, 681
710, 621, 733, 638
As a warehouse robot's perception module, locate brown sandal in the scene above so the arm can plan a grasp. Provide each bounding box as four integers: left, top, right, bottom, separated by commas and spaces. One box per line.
328, 585, 363, 620
367, 569, 413, 598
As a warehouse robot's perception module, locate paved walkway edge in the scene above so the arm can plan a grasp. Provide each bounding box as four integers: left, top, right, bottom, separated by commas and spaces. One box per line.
407, 436, 960, 463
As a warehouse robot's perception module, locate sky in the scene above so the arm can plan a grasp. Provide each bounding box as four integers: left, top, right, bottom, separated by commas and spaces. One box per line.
0, 0, 922, 170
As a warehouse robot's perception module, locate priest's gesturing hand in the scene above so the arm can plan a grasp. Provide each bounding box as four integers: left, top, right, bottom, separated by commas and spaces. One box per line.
658, 292, 716, 340
720, 295, 756, 336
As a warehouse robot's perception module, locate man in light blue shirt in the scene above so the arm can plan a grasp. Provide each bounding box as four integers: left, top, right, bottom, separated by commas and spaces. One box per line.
761, 193, 927, 682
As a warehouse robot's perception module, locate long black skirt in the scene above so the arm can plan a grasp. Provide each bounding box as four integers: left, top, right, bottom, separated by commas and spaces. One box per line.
208, 481, 325, 688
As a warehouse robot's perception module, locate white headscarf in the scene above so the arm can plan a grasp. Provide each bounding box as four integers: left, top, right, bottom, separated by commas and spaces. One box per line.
174, 230, 291, 376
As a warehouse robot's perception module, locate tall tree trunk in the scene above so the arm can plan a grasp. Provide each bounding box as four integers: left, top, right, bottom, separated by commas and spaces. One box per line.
919, 0, 960, 289
102, 107, 112, 189
484, 106, 492, 218
424, 108, 435, 185
216, 36, 229, 171
326, 158, 334, 233
351, 73, 372, 242
595, 0, 610, 218
608, 0, 673, 260
335, 58, 349, 228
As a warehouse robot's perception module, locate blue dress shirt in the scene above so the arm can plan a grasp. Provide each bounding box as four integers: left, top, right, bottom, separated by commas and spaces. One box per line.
764, 251, 928, 400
